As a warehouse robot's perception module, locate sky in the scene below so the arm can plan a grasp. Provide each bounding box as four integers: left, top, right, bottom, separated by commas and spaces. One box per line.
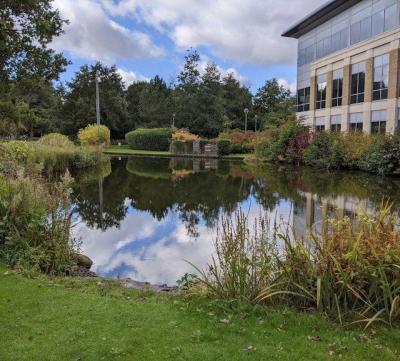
50, 0, 327, 92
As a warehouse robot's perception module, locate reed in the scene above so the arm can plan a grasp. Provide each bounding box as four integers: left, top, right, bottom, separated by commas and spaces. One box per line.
194, 203, 400, 327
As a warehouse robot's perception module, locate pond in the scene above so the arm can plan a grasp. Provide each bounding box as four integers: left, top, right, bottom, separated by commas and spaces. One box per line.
72, 156, 400, 285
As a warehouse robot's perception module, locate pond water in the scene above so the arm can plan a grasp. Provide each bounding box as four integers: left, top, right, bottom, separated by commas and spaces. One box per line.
72, 156, 400, 285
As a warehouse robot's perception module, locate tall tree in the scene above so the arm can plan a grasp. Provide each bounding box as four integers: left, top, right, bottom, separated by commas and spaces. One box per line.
126, 81, 149, 128
222, 73, 253, 131
61, 63, 129, 138
138, 76, 173, 128
194, 63, 224, 137
174, 49, 201, 130
254, 79, 294, 129
0, 0, 69, 85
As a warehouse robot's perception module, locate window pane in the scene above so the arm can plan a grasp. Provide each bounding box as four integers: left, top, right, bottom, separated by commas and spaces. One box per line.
351, 22, 361, 44
360, 17, 372, 41
384, 4, 397, 31
372, 10, 384, 36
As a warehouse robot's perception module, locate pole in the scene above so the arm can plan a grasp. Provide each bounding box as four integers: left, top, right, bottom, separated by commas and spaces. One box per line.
244, 108, 249, 133
172, 113, 176, 129
95, 71, 100, 126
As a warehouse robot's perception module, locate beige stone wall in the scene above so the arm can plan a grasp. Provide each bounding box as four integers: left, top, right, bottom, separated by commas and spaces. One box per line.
364, 58, 373, 103
310, 75, 316, 112
388, 49, 399, 99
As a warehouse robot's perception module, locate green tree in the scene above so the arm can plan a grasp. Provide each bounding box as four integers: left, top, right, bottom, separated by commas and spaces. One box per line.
126, 81, 149, 128
61, 63, 129, 138
222, 73, 253, 130
254, 79, 294, 129
174, 49, 201, 131
194, 63, 224, 137
138, 76, 173, 128
0, 0, 69, 85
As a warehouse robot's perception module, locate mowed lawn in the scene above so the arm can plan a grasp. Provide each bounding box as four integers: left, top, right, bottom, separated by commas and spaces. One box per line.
1, 265, 400, 361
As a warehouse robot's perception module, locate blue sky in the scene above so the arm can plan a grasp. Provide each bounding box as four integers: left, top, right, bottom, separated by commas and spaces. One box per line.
51, 0, 327, 92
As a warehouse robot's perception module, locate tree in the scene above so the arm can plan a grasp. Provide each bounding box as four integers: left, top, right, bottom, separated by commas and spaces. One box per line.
126, 81, 149, 128
194, 63, 224, 137
61, 63, 129, 138
138, 76, 173, 128
174, 49, 201, 131
0, 0, 69, 85
222, 73, 253, 131
254, 79, 294, 129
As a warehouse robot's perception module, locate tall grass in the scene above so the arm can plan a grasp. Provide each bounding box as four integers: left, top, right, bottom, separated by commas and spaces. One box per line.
194, 204, 400, 327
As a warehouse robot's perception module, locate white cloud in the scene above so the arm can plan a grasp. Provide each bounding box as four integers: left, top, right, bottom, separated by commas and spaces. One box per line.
51, 0, 163, 64
101, 0, 326, 66
278, 78, 297, 94
117, 68, 150, 87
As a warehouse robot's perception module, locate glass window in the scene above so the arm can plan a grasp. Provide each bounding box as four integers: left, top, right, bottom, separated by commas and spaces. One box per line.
316, 74, 327, 110
372, 10, 384, 36
331, 115, 342, 132
371, 110, 387, 134
373, 54, 389, 101
316, 40, 325, 58
315, 117, 325, 132
351, 62, 365, 104
351, 21, 361, 44
332, 68, 343, 107
297, 87, 310, 112
384, 4, 397, 32
350, 113, 363, 132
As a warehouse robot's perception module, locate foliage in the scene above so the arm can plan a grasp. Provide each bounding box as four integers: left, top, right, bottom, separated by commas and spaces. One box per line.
170, 140, 194, 155
0, 171, 77, 274
219, 131, 256, 154
0, 0, 69, 83
125, 128, 172, 151
78, 124, 111, 147
217, 140, 232, 156
304, 132, 345, 169
61, 63, 129, 138
38, 133, 74, 148
256, 122, 310, 163
196, 205, 400, 327
172, 128, 199, 141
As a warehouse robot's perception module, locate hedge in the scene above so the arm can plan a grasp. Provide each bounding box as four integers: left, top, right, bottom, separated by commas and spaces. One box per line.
170, 140, 194, 154
217, 140, 232, 156
125, 128, 172, 151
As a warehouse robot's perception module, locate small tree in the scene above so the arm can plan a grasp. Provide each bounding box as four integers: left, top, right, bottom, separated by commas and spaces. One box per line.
78, 124, 110, 146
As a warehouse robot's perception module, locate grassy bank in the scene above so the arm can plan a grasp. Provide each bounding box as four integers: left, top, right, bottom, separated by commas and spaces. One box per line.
104, 145, 247, 159
1, 264, 400, 361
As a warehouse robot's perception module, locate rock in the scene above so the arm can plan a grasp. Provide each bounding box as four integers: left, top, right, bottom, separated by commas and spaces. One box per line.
75, 254, 93, 269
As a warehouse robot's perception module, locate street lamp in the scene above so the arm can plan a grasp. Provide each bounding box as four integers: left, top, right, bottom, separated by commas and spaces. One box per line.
172, 113, 176, 129
95, 70, 101, 126
244, 108, 249, 132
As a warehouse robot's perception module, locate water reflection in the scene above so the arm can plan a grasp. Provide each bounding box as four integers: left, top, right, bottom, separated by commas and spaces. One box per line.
72, 157, 400, 285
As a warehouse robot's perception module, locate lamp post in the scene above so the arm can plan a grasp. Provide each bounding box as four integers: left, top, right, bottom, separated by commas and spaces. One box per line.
254, 115, 258, 132
244, 108, 249, 132
172, 113, 176, 129
95, 70, 100, 126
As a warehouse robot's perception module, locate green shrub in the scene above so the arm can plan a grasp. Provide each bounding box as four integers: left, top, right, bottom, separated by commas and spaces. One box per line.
304, 132, 344, 169
170, 140, 193, 154
357, 135, 400, 175
38, 133, 74, 148
125, 128, 172, 151
78, 124, 111, 146
217, 140, 232, 156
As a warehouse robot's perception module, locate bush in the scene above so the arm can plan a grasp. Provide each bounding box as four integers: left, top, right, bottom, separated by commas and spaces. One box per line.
357, 135, 400, 175
217, 140, 232, 156
219, 132, 256, 154
304, 132, 344, 169
38, 133, 74, 148
172, 129, 199, 142
78, 124, 110, 146
170, 140, 193, 154
342, 133, 375, 168
125, 128, 172, 151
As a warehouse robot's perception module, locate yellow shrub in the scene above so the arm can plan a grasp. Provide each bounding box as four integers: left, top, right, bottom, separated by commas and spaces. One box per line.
342, 133, 375, 166
78, 124, 110, 146
172, 128, 199, 141
38, 133, 74, 148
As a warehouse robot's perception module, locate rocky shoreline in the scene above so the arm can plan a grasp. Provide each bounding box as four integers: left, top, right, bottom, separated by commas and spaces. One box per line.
73, 253, 177, 293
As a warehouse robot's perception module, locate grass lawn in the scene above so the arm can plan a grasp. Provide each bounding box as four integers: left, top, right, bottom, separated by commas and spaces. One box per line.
1, 265, 399, 361
104, 145, 246, 160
